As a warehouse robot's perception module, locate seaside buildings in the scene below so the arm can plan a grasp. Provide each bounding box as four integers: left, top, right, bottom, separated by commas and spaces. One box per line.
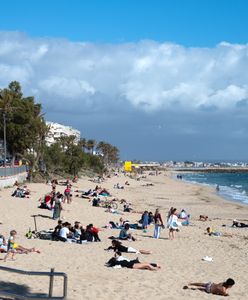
45, 121, 81, 146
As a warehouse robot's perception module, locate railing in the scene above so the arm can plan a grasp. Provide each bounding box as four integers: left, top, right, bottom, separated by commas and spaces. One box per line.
0, 266, 67, 299
0, 165, 27, 177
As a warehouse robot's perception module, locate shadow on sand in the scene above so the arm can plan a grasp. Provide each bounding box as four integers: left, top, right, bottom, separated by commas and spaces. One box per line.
0, 280, 47, 299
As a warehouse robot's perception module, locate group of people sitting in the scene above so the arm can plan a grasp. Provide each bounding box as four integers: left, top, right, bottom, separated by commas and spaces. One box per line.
75, 186, 111, 198
11, 185, 30, 198
52, 220, 101, 243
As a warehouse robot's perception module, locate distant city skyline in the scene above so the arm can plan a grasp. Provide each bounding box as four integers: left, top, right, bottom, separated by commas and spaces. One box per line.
0, 0, 248, 161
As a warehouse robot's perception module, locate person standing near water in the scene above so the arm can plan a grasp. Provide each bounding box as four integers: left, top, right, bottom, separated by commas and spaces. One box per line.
153, 209, 164, 239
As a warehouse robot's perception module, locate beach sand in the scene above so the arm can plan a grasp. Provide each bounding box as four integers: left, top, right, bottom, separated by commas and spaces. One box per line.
0, 172, 247, 299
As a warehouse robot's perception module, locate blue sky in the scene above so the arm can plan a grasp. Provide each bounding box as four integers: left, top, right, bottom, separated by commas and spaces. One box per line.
0, 0, 248, 161
1, 0, 248, 46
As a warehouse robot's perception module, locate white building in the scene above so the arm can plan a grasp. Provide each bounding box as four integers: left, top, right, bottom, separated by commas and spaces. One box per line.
46, 121, 81, 146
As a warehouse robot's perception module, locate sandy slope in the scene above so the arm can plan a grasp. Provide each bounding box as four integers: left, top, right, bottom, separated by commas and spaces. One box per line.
0, 172, 247, 299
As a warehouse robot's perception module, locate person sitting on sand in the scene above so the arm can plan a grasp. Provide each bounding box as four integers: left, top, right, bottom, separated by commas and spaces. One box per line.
71, 221, 82, 240
123, 204, 132, 212
92, 197, 100, 207
106, 240, 151, 254
87, 224, 101, 242
178, 209, 189, 220
178, 209, 190, 226
0, 234, 7, 252
119, 224, 136, 241
199, 215, 208, 221
114, 183, 124, 189
52, 220, 63, 240
206, 227, 232, 237
106, 251, 160, 270
58, 222, 72, 242
184, 278, 235, 296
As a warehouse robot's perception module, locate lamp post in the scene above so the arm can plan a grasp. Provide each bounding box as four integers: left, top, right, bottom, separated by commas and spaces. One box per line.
3, 112, 6, 177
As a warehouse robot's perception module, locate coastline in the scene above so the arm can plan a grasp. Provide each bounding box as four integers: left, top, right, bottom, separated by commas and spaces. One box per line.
0, 171, 247, 299
173, 170, 248, 206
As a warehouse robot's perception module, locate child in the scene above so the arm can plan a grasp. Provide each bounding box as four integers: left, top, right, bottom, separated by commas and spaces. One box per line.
4, 230, 17, 261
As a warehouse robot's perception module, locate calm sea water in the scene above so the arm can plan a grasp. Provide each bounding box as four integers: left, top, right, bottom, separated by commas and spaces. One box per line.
181, 172, 248, 205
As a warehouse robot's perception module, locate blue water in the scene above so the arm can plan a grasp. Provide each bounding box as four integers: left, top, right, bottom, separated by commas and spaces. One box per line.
181, 172, 248, 205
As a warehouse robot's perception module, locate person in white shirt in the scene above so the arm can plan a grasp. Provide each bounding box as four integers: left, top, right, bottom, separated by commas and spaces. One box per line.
167, 208, 181, 240
59, 222, 71, 242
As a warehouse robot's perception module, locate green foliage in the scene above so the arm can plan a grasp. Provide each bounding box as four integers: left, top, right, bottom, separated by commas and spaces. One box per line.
0, 81, 47, 159
96, 141, 119, 164
0, 81, 119, 177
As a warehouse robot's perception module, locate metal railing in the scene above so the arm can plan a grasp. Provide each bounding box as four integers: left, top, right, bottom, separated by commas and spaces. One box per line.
0, 266, 67, 299
0, 165, 27, 177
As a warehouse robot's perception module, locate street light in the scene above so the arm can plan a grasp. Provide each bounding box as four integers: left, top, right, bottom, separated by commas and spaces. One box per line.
0, 109, 7, 177
3, 112, 6, 177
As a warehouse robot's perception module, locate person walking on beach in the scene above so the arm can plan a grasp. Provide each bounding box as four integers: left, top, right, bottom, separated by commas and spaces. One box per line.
184, 278, 235, 296
153, 208, 164, 239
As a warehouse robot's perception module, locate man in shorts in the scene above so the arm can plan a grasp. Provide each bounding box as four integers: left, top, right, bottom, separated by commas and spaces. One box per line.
184, 278, 235, 296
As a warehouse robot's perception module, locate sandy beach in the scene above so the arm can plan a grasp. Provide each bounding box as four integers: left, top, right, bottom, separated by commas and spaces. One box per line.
0, 172, 247, 300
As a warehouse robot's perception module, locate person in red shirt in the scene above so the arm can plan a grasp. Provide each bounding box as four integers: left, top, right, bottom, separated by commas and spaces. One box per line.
88, 224, 101, 242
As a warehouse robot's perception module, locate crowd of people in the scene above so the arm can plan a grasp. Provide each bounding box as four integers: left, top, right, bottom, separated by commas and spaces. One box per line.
1, 171, 241, 296
52, 220, 102, 243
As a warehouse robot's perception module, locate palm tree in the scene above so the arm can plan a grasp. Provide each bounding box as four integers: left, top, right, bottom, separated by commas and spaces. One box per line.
80, 138, 87, 152
86, 139, 96, 154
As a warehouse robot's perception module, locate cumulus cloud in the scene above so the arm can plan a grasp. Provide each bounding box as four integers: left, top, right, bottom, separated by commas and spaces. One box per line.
0, 31, 248, 115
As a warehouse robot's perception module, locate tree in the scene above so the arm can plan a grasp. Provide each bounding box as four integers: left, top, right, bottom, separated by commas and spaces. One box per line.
80, 138, 87, 152
0, 81, 47, 171
96, 141, 119, 165
86, 139, 96, 154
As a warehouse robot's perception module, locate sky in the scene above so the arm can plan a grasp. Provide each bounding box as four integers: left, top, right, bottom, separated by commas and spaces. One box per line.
0, 0, 248, 161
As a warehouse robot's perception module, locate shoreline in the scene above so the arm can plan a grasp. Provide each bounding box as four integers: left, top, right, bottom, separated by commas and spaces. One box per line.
171, 170, 248, 207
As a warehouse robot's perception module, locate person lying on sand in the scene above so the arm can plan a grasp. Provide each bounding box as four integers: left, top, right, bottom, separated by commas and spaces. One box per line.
183, 278, 235, 296
232, 220, 248, 228
199, 215, 208, 221
3, 230, 40, 261
106, 251, 160, 270
206, 227, 232, 237
105, 240, 151, 254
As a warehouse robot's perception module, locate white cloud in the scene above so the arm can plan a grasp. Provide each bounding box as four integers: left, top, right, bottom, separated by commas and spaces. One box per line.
0, 31, 248, 113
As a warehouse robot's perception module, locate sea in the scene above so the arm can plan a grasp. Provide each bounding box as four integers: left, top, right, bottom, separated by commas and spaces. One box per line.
181, 172, 248, 205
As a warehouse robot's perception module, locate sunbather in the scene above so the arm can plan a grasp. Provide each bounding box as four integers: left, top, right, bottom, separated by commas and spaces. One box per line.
206, 227, 232, 237
105, 240, 151, 254
232, 220, 248, 228
106, 251, 160, 270
184, 278, 235, 296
